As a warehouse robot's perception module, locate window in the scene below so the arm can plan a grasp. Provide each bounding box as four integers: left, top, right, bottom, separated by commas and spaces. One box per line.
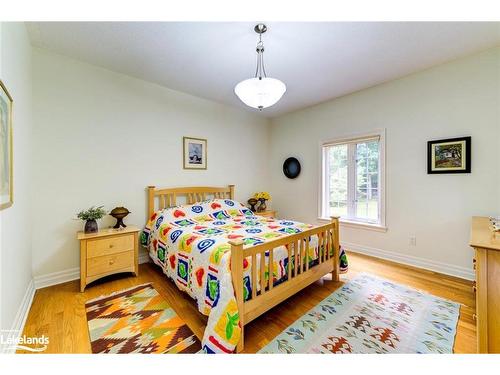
320, 131, 385, 228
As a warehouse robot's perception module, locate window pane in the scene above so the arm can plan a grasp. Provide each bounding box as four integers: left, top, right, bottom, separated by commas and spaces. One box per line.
328, 144, 348, 217
356, 140, 379, 221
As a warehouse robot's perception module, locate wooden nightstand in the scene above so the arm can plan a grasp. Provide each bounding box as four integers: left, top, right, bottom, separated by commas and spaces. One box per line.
255, 210, 277, 218
77, 226, 140, 292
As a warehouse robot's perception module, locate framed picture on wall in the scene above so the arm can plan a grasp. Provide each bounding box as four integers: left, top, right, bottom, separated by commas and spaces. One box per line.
427, 136, 471, 174
183, 136, 207, 170
0, 80, 13, 210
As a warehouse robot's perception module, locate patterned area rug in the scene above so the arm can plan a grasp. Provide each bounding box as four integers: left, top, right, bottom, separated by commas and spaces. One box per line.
85, 283, 201, 353
259, 273, 460, 354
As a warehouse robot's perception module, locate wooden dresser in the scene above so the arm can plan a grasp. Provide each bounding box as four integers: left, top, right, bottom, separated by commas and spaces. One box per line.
470, 216, 500, 353
78, 226, 140, 292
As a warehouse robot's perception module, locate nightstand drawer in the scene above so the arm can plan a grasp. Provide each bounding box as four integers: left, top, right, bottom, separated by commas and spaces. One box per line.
87, 234, 135, 258
87, 251, 135, 277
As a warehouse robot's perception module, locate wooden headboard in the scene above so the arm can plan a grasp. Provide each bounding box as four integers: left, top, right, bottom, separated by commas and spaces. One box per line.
147, 185, 235, 218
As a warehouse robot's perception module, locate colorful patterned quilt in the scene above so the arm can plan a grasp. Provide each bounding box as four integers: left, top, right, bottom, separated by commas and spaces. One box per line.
141, 199, 347, 353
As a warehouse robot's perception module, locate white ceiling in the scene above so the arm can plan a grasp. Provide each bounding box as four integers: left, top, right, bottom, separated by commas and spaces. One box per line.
27, 22, 500, 118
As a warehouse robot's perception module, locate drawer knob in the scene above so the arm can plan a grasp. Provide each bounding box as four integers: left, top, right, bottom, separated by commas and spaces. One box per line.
473, 313, 477, 321
109, 244, 114, 248
109, 259, 115, 265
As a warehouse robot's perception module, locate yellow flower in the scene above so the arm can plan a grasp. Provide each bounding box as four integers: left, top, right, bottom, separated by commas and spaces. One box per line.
253, 191, 271, 200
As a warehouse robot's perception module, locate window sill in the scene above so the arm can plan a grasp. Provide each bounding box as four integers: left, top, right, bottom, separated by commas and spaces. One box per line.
317, 217, 388, 232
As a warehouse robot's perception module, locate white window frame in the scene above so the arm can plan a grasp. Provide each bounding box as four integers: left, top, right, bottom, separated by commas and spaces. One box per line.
318, 129, 386, 232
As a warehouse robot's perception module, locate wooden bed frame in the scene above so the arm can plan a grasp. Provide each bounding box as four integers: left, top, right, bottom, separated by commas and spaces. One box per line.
146, 184, 340, 353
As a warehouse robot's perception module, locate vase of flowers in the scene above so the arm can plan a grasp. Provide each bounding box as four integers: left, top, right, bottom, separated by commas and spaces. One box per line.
77, 206, 107, 233
254, 192, 271, 212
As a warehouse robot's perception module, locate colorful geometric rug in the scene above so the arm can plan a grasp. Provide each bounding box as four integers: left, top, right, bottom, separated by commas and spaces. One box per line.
259, 273, 460, 354
85, 283, 201, 354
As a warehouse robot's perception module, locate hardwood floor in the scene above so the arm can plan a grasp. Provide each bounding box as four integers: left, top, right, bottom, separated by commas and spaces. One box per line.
19, 252, 476, 353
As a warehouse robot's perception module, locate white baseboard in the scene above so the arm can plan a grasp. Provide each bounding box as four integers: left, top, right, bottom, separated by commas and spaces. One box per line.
33, 252, 151, 290
33, 267, 80, 290
1, 279, 36, 354
343, 241, 475, 281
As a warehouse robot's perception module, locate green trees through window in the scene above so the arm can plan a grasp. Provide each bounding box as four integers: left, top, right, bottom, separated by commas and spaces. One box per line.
328, 144, 348, 216
324, 137, 381, 224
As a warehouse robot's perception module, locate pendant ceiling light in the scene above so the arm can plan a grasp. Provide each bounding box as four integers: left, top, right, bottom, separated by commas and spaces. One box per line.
234, 24, 286, 111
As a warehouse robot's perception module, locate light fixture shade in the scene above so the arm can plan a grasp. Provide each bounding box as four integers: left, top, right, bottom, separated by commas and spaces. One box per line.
234, 77, 286, 110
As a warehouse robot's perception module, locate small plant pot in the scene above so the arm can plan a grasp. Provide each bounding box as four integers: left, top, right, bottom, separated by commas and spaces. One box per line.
84, 219, 98, 234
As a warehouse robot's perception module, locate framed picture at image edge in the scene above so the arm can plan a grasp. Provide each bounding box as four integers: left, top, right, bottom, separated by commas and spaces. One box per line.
183, 136, 207, 170
0, 80, 13, 210
427, 136, 471, 174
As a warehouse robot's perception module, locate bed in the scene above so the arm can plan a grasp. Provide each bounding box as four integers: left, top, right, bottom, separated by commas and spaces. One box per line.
141, 184, 340, 353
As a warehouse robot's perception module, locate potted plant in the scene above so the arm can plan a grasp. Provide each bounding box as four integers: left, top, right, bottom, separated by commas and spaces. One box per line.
77, 206, 107, 233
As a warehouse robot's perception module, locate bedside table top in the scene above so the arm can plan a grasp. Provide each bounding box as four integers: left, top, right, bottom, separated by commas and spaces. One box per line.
255, 210, 276, 216
77, 225, 141, 240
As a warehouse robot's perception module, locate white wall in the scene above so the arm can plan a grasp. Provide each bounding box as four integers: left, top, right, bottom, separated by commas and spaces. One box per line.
0, 23, 33, 331
31, 48, 270, 277
269, 47, 500, 279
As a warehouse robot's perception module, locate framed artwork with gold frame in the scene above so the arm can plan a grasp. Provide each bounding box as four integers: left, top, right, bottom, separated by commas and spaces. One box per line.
0, 80, 13, 210
183, 136, 207, 170
427, 136, 471, 174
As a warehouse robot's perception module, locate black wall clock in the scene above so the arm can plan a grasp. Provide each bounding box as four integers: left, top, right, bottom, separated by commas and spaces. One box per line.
283, 157, 301, 179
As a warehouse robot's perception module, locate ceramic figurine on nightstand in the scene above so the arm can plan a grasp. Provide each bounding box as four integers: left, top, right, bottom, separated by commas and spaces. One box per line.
110, 206, 131, 229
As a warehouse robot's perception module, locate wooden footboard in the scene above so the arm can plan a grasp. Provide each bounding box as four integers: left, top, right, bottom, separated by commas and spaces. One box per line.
229, 216, 340, 353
